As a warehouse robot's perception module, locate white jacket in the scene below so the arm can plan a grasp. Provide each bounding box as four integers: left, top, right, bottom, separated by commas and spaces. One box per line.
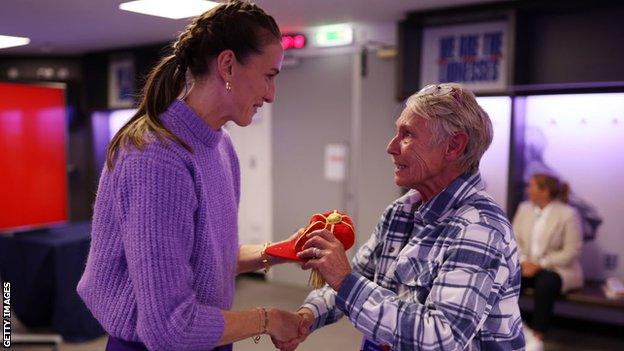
512, 200, 584, 293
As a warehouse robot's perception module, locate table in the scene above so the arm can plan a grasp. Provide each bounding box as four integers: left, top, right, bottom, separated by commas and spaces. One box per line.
0, 222, 104, 341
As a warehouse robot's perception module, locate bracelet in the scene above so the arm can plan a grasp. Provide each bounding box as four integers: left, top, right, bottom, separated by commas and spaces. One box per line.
260, 242, 271, 274
252, 307, 268, 344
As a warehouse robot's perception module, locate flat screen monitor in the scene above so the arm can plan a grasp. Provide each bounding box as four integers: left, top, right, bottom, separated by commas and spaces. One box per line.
0, 82, 68, 232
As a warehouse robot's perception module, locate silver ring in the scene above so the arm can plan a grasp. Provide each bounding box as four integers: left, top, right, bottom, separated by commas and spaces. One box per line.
313, 247, 321, 258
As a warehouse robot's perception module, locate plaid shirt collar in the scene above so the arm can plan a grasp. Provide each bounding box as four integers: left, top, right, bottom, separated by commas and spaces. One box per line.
399, 171, 485, 225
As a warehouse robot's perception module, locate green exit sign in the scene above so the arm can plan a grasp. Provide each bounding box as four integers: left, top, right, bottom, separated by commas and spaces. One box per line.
313, 24, 353, 47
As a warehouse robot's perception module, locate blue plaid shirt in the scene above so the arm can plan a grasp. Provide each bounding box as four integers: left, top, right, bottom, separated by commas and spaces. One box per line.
302, 172, 524, 350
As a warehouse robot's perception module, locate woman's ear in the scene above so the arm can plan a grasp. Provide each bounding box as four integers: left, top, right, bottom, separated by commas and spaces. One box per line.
445, 131, 469, 161
216, 50, 236, 82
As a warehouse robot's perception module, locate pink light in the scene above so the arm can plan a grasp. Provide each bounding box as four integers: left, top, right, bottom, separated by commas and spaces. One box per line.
281, 34, 306, 50
281, 36, 293, 50
294, 35, 305, 49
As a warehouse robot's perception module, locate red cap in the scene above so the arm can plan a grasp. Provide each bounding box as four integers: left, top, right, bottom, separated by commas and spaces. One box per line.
265, 210, 355, 261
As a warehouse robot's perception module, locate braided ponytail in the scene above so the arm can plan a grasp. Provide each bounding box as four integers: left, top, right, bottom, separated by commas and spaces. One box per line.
105, 0, 280, 170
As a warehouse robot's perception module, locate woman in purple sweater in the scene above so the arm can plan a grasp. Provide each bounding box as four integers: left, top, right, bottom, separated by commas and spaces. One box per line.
77, 1, 303, 350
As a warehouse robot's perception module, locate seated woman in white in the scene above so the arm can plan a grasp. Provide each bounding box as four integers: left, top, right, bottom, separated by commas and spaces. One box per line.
513, 173, 583, 351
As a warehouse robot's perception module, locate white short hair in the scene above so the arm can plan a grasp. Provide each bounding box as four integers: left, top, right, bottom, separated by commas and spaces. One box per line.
405, 83, 493, 173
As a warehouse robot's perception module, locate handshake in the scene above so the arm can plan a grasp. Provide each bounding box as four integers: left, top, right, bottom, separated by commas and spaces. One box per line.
265, 307, 315, 351
249, 212, 357, 350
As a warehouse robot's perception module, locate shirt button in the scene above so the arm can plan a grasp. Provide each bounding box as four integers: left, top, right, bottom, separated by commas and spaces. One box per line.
389, 247, 395, 253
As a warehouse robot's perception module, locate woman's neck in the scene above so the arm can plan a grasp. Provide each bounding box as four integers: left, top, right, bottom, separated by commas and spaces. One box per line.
184, 78, 232, 130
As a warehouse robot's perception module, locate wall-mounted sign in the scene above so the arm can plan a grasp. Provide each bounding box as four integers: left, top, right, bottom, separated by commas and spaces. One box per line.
419, 20, 509, 92
324, 143, 348, 182
313, 24, 353, 48
108, 54, 135, 109
281, 34, 306, 50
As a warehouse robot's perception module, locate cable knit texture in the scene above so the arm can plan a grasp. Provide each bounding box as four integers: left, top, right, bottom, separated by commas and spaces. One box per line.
77, 100, 240, 351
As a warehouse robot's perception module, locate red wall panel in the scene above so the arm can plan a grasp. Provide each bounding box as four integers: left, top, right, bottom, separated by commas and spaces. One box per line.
0, 82, 67, 231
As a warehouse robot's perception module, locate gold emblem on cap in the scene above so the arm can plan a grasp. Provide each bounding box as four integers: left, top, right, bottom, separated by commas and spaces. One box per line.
326, 211, 342, 224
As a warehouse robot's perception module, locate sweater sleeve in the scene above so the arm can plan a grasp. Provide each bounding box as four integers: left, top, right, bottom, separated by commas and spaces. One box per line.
115, 146, 224, 351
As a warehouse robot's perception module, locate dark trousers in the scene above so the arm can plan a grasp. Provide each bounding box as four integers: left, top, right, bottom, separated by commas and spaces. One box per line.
522, 269, 562, 334
106, 335, 232, 351
106, 336, 149, 351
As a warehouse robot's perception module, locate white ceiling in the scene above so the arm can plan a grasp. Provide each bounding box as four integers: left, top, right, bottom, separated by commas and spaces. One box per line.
0, 0, 505, 55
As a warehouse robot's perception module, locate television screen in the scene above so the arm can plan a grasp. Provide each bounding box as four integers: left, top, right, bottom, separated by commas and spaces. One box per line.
0, 82, 68, 232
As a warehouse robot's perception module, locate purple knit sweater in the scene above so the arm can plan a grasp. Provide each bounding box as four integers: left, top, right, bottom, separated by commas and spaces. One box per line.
77, 100, 240, 351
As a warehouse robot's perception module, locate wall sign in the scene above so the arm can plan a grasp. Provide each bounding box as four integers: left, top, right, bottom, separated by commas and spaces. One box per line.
324, 143, 348, 182
108, 54, 135, 109
313, 24, 353, 48
419, 20, 509, 92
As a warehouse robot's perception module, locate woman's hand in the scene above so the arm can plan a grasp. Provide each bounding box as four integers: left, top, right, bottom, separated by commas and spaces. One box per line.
521, 261, 541, 278
238, 227, 306, 273
270, 308, 314, 351
267, 308, 304, 345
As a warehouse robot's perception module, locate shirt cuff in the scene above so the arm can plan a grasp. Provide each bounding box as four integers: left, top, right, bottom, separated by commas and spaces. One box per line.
298, 304, 322, 331
335, 271, 363, 317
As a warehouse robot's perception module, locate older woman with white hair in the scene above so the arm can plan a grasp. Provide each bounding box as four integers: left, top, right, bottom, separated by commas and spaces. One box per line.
278, 83, 525, 351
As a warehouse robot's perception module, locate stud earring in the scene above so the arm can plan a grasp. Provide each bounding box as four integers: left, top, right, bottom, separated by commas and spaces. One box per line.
226, 81, 232, 92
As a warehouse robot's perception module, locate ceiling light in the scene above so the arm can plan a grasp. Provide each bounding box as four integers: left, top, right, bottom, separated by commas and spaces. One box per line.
119, 0, 219, 20
0, 35, 30, 50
